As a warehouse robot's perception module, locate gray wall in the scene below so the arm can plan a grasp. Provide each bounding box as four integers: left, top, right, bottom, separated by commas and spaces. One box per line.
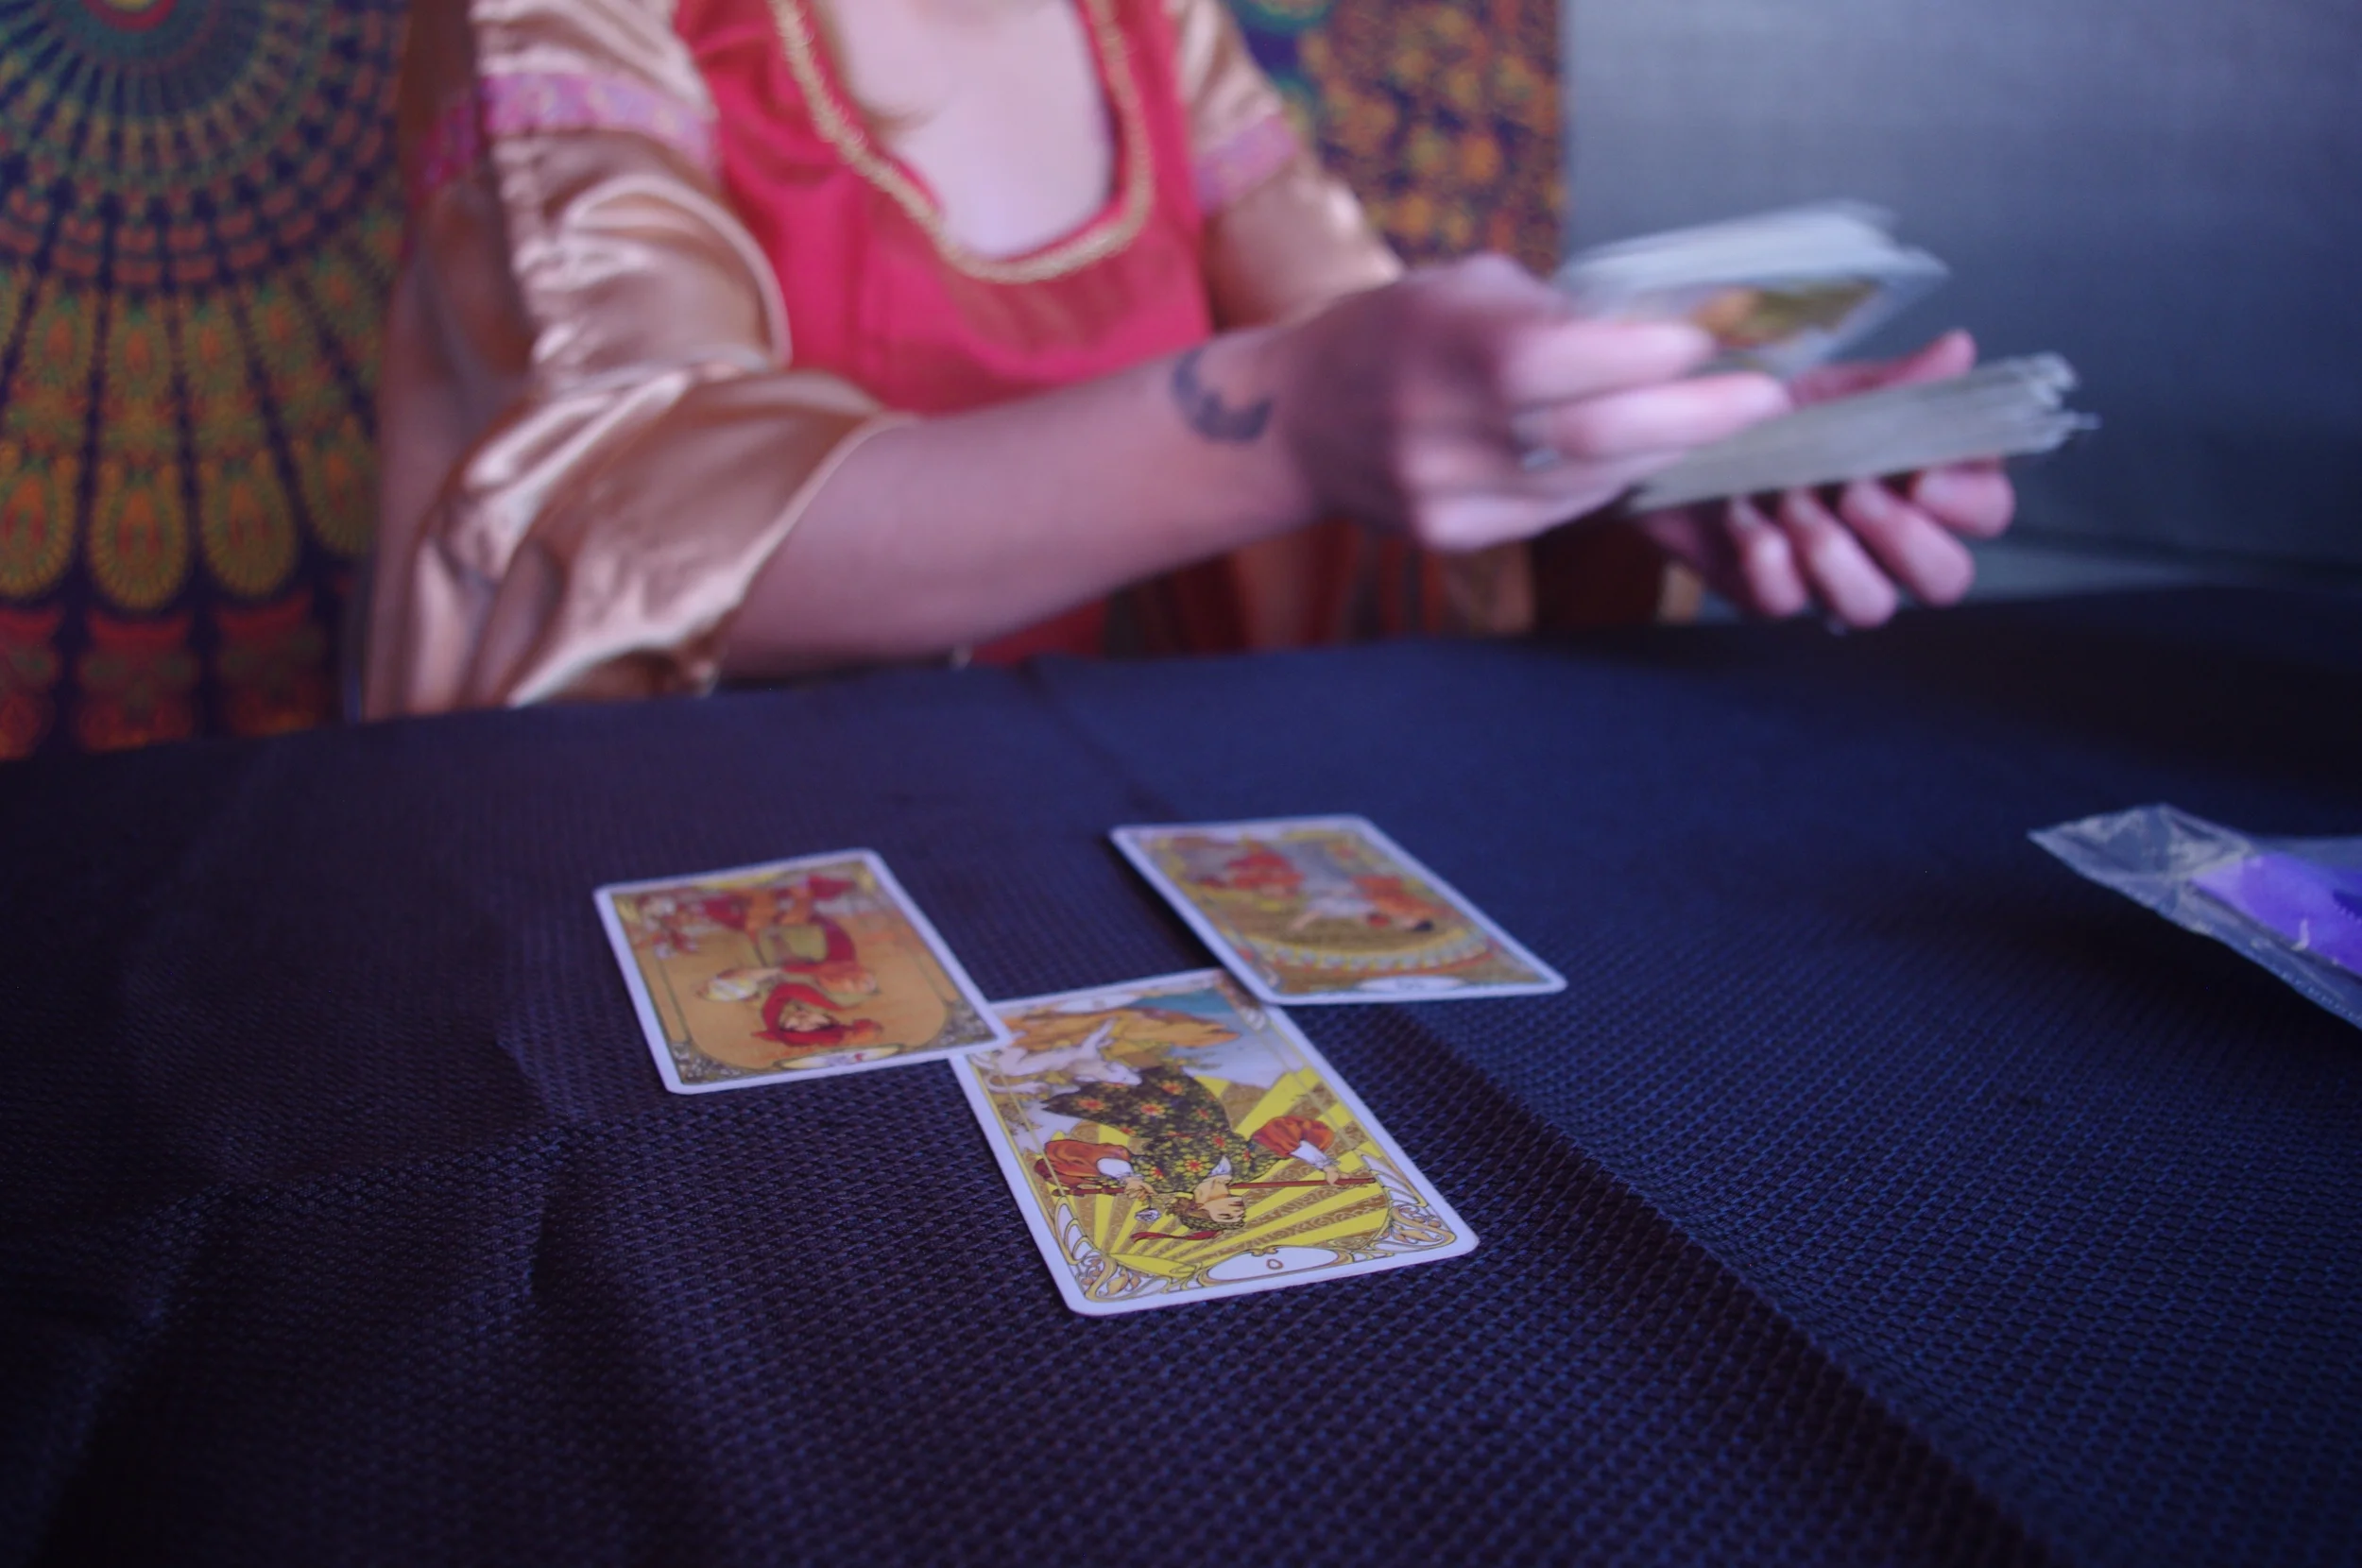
1565, 0, 2362, 570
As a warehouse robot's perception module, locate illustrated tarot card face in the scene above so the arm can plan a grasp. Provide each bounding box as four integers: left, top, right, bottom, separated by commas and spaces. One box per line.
958, 970, 1477, 1316
595, 850, 1009, 1093
2192, 850, 2362, 979
1552, 202, 1948, 377
1559, 264, 1945, 378
1110, 816, 1566, 1005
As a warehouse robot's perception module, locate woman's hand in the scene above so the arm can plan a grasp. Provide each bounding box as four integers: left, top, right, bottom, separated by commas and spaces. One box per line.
1266, 254, 1793, 553
1634, 331, 2018, 627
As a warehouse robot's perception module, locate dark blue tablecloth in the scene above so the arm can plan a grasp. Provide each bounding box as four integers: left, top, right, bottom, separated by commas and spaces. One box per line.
4, 588, 2357, 1566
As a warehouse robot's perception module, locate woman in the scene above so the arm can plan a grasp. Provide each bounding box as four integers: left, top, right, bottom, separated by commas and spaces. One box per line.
363, 0, 2011, 716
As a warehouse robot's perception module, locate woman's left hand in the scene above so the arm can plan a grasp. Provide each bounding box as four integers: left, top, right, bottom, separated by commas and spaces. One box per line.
1634, 331, 2018, 627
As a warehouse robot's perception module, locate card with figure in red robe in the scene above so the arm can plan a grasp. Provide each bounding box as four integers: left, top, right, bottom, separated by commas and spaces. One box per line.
1111, 816, 1566, 1005
958, 969, 1477, 1316
595, 850, 1009, 1093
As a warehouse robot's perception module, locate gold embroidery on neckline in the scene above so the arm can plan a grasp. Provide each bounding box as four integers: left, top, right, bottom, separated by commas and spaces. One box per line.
764, 0, 1155, 284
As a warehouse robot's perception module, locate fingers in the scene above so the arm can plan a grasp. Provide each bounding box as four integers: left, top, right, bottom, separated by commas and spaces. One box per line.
1417, 252, 1724, 405
1726, 496, 1812, 618
1634, 506, 1727, 588
1836, 480, 1976, 605
1636, 457, 2007, 625
1400, 432, 1666, 509
1900, 329, 1978, 383
1637, 483, 1982, 625
1412, 487, 1633, 553
1789, 330, 1978, 407
1332, 260, 2014, 579
1496, 318, 1720, 406
1637, 497, 1810, 618
1909, 460, 2015, 538
1521, 372, 1789, 466
1713, 476, 1995, 623
1506, 452, 1678, 509
1777, 487, 1898, 626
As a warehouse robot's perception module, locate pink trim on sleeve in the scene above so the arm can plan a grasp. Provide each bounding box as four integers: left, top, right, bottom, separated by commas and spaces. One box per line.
409, 71, 719, 212
1192, 110, 1304, 215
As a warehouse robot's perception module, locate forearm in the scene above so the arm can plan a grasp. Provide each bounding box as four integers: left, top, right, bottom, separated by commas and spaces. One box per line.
723, 328, 1310, 673
722, 259, 1788, 676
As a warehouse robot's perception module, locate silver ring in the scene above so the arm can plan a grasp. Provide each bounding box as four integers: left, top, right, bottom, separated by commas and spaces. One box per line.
1511, 413, 1563, 472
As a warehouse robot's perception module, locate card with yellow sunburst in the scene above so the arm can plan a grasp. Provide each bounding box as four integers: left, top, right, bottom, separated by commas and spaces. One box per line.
959, 970, 1477, 1316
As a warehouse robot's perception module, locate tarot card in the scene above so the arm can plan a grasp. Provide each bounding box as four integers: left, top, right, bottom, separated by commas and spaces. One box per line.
1554, 202, 1948, 379
1110, 816, 1566, 1005
959, 970, 1477, 1316
1628, 353, 2096, 512
595, 850, 1009, 1093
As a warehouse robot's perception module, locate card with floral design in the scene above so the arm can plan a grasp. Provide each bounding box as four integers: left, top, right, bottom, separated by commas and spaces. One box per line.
597, 850, 1007, 1093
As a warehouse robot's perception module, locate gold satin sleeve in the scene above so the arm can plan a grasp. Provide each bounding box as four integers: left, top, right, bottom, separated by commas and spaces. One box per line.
361, 0, 899, 719
1165, 0, 1532, 639
1166, 0, 1402, 328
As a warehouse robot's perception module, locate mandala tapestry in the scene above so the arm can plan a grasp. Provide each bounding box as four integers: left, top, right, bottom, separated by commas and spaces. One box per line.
1231, 0, 1564, 277
0, 0, 403, 758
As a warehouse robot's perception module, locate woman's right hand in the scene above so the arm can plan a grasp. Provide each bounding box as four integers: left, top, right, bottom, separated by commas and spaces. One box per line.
732, 254, 1791, 673
1265, 254, 1791, 553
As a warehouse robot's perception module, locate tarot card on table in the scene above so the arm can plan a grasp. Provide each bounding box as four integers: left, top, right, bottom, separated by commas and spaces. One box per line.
1111, 816, 1566, 1004
959, 970, 1476, 1316
596, 850, 1008, 1093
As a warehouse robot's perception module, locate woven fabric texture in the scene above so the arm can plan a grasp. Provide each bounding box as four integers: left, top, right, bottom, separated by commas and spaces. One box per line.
5, 588, 2357, 1564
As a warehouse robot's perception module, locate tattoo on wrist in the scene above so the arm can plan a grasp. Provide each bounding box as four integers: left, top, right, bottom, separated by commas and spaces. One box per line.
1170, 347, 1273, 444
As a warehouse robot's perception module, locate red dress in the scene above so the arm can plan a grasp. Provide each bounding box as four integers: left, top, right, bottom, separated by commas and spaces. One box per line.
676, 0, 1219, 660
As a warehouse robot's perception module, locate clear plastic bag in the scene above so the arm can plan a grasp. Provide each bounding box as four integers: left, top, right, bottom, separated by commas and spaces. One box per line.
2031, 805, 2362, 1031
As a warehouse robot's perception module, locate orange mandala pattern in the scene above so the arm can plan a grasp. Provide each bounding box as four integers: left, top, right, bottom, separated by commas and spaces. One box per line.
215, 587, 335, 738
74, 608, 199, 753
0, 440, 77, 602
0, 602, 63, 758
0, 0, 402, 758
1232, 0, 1564, 276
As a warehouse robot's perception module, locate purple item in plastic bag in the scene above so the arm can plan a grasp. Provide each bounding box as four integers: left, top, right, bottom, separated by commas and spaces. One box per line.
2192, 853, 2362, 979
2033, 805, 2362, 1031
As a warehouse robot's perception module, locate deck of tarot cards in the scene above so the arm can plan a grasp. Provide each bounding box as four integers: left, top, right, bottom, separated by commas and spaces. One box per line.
1554, 203, 2097, 509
